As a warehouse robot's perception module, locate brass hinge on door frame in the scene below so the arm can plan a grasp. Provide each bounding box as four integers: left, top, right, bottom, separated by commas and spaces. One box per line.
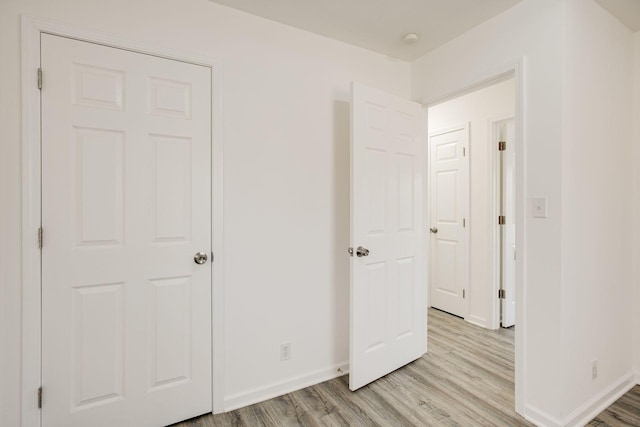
498, 140, 506, 151
498, 215, 506, 225
498, 289, 506, 299
37, 386, 43, 409
462, 289, 465, 299
38, 227, 43, 249
37, 68, 42, 90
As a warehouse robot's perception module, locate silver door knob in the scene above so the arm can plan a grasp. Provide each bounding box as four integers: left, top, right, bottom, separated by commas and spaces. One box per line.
194, 252, 208, 264
356, 246, 370, 257
430, 227, 438, 234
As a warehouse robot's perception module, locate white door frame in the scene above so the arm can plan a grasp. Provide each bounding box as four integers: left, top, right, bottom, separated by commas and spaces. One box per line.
422, 59, 525, 415
489, 114, 516, 330
20, 16, 225, 426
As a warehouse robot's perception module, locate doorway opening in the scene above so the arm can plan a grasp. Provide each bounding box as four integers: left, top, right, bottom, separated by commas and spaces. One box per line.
427, 75, 516, 330
425, 72, 520, 407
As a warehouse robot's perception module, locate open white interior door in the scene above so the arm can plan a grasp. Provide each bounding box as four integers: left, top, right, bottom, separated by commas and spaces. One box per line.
349, 82, 426, 391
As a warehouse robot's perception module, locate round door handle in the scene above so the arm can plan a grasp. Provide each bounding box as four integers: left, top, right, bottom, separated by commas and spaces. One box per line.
194, 252, 208, 265
430, 227, 438, 234
356, 246, 370, 257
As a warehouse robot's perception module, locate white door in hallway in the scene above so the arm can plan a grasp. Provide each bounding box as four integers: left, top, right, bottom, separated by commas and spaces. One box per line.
500, 119, 517, 328
429, 126, 469, 318
349, 82, 427, 391
41, 34, 212, 427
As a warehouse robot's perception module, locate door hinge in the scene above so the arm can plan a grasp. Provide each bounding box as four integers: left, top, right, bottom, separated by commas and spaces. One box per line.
463, 147, 466, 157
37, 386, 43, 409
211, 252, 214, 262
463, 218, 466, 228
37, 227, 43, 249
37, 68, 42, 90
498, 289, 505, 299
498, 215, 506, 225
498, 140, 506, 151
462, 289, 465, 299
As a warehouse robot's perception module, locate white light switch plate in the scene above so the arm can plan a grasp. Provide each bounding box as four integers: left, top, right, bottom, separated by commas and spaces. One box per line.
532, 197, 547, 218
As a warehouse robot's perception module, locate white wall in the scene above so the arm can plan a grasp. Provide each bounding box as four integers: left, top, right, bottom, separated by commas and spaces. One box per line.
0, 0, 410, 424
634, 31, 640, 378
412, 0, 565, 421
560, 0, 635, 423
428, 78, 515, 329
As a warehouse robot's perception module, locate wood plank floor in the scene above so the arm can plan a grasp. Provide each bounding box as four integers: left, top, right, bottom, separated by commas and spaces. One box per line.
173, 309, 639, 426
588, 385, 640, 427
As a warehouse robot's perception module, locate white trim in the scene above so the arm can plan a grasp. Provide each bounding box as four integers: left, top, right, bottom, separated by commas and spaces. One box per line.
20, 16, 226, 425
488, 114, 516, 331
419, 61, 518, 108
523, 404, 562, 427
465, 315, 488, 329
422, 58, 526, 415
21, 16, 44, 427
560, 372, 636, 427
513, 57, 526, 416
223, 362, 349, 412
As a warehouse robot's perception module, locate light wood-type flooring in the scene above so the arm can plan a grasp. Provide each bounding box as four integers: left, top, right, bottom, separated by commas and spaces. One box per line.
588, 386, 640, 427
174, 309, 640, 426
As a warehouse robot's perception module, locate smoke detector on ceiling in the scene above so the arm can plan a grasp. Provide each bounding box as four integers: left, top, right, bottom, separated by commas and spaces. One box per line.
403, 33, 419, 44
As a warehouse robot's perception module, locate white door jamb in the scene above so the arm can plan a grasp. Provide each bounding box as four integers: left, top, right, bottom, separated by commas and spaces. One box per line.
489, 114, 516, 330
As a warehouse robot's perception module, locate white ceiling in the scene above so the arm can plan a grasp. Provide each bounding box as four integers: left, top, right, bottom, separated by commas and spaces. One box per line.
594, 0, 640, 32
208, 0, 523, 61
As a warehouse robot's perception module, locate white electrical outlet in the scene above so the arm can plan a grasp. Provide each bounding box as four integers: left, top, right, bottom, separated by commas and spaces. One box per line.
591, 359, 598, 380
280, 343, 291, 361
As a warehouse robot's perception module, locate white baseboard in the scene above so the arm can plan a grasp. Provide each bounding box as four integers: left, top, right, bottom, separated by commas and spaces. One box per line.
223, 361, 349, 412
523, 373, 636, 427
523, 404, 562, 427
560, 372, 636, 427
465, 315, 488, 329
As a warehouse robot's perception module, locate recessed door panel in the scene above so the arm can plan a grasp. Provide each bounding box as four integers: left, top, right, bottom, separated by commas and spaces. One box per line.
73, 64, 125, 111
75, 127, 124, 246
366, 103, 388, 131
149, 77, 192, 119
435, 170, 458, 224
364, 262, 387, 352
436, 142, 457, 162
435, 240, 457, 294
151, 135, 192, 242
365, 148, 387, 234
71, 283, 124, 410
397, 154, 415, 231
396, 257, 414, 338
149, 277, 192, 390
